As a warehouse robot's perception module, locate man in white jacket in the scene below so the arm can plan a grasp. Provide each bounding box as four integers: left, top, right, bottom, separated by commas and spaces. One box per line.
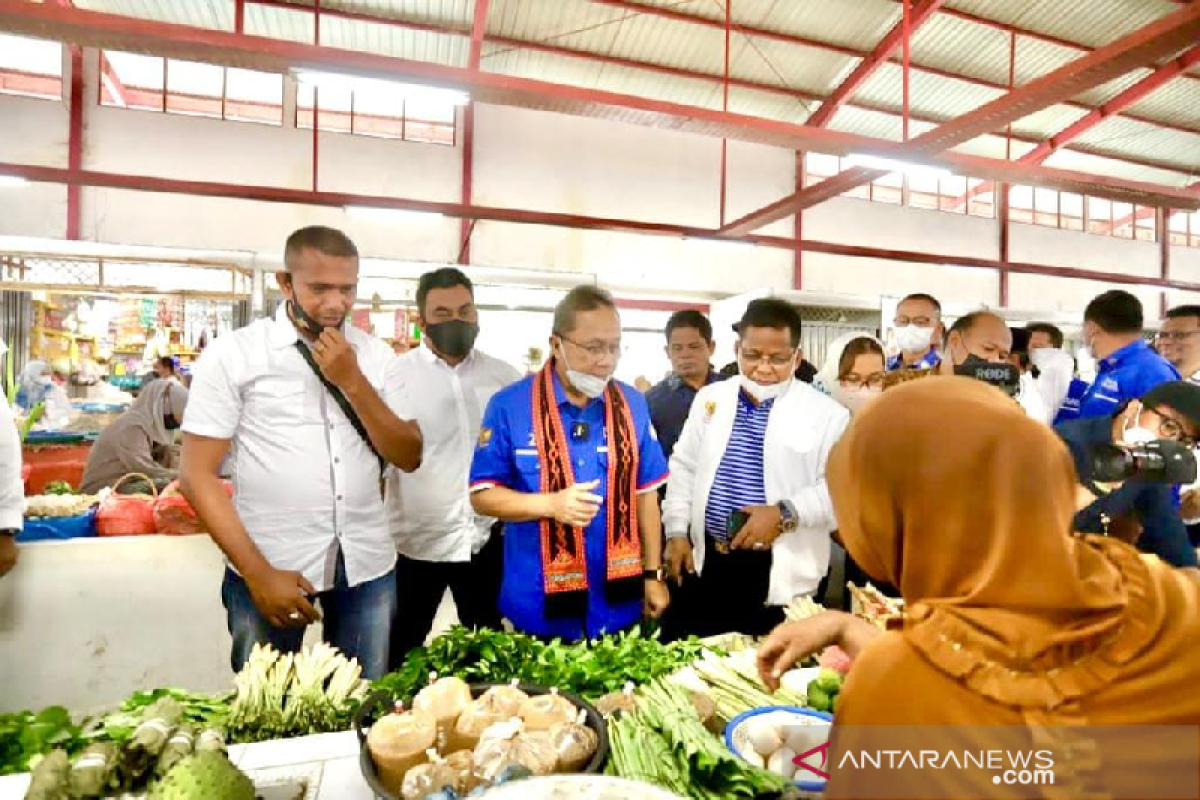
661, 299, 849, 638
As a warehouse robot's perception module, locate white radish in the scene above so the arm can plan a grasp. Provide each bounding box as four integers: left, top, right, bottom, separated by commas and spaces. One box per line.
786, 723, 829, 756
745, 718, 783, 758
741, 749, 765, 770
776, 747, 797, 780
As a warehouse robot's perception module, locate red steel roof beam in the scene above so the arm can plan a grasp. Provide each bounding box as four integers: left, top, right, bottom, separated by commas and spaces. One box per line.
950, 43, 1200, 210
1105, 181, 1200, 233
719, 4, 1200, 235
459, 0, 489, 263
806, 0, 943, 129
2, 0, 1198, 212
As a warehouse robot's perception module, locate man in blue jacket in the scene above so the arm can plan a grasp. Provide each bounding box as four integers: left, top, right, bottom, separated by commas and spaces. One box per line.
1057, 381, 1199, 571
1059, 290, 1178, 422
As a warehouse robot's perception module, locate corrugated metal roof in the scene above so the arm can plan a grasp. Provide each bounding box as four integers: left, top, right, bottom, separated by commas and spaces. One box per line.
74, 0, 231, 30
741, 0, 897, 54
319, 14, 465, 64
244, 2, 314, 45
1124, 73, 1200, 131
1008, 104, 1091, 142
856, 62, 1004, 121
1044, 147, 1197, 188
827, 104, 936, 143
909, 13, 1010, 87
944, 0, 1180, 50
1073, 68, 1153, 108
729, 36, 858, 98
1074, 116, 1200, 172
323, 0, 473, 29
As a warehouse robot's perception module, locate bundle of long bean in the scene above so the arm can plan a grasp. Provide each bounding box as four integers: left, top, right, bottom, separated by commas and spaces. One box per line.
690, 654, 807, 720
606, 712, 690, 797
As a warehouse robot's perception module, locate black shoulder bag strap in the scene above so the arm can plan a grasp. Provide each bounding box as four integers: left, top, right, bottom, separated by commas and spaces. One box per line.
294, 340, 386, 481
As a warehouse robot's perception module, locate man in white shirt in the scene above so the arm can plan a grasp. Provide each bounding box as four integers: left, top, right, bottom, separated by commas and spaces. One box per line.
386, 268, 520, 668
180, 226, 423, 679
662, 298, 848, 638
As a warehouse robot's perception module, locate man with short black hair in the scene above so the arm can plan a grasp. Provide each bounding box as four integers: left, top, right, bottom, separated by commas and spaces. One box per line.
647, 309, 727, 460
663, 298, 848, 637
1065, 290, 1178, 421
888, 293, 944, 371
1158, 305, 1200, 384
1026, 322, 1065, 351
469, 285, 671, 639
385, 267, 520, 668
181, 225, 423, 678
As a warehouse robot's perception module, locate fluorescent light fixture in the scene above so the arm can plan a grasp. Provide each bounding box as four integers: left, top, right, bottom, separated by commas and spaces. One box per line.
0, 176, 28, 188
345, 205, 444, 223
844, 153, 949, 178
293, 69, 469, 106
687, 236, 757, 250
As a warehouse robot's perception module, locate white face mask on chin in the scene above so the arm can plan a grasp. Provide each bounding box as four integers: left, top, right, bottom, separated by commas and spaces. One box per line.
1121, 403, 1158, 446
559, 344, 610, 399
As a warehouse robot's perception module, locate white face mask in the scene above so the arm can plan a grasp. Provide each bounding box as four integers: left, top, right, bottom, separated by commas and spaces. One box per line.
894, 324, 935, 354
559, 344, 610, 399
832, 384, 882, 414
1121, 403, 1158, 446
1028, 347, 1056, 370
740, 374, 788, 402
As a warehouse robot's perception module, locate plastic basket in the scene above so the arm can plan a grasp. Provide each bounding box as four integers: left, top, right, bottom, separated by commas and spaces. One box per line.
725, 705, 833, 794
20, 507, 98, 542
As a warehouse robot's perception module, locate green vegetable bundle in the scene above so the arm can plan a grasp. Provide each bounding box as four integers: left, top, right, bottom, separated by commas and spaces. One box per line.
0, 707, 83, 776
609, 679, 786, 798
375, 625, 715, 703
91, 688, 229, 745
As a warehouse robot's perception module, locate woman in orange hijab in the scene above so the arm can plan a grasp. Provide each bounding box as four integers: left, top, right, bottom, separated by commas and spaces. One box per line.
759, 378, 1200, 798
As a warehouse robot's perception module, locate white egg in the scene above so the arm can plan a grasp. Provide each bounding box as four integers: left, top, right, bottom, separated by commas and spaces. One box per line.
741, 749, 765, 770
745, 718, 784, 757
785, 722, 830, 755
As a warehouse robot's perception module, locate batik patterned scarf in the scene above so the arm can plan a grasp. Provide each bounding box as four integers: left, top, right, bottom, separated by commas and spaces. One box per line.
531, 360, 641, 618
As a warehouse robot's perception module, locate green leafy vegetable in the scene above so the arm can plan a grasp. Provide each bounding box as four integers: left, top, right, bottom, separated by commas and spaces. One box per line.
0, 707, 84, 776
375, 625, 716, 704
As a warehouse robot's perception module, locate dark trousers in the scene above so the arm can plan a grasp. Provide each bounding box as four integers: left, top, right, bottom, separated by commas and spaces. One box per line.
387, 529, 503, 671
661, 539, 784, 641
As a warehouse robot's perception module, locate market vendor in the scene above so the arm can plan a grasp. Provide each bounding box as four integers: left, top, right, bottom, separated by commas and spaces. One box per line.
469, 285, 670, 640
80, 379, 189, 494
757, 379, 1200, 798
16, 360, 73, 428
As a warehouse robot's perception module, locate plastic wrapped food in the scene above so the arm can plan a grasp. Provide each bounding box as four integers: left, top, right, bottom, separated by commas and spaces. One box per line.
593, 683, 637, 718
367, 709, 438, 796
67, 742, 119, 799
518, 689, 577, 731
479, 682, 529, 717
443, 749, 484, 795
473, 719, 559, 782
413, 674, 473, 746
452, 695, 510, 753
548, 709, 599, 772
400, 750, 458, 800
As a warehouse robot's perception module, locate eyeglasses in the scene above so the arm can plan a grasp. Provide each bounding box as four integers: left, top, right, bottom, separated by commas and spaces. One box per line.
561, 336, 622, 359
1156, 331, 1200, 342
1146, 407, 1196, 447
839, 374, 885, 390
740, 350, 796, 368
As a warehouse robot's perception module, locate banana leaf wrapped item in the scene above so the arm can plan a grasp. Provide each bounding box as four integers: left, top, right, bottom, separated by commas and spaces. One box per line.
154, 724, 195, 778
120, 696, 183, 786
23, 749, 70, 800
67, 742, 120, 799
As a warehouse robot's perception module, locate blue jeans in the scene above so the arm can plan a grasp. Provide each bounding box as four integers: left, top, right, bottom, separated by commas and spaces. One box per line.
221, 551, 396, 680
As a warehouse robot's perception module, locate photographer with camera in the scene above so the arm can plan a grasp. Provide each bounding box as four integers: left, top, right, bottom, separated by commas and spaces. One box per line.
1056, 382, 1200, 570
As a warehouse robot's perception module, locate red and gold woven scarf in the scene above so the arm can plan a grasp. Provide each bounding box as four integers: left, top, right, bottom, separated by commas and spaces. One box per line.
531, 360, 641, 618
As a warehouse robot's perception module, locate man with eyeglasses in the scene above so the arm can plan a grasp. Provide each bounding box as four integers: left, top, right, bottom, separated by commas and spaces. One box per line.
470, 286, 671, 639
888, 293, 944, 371
1158, 306, 1200, 385
1057, 382, 1200, 570
661, 298, 849, 638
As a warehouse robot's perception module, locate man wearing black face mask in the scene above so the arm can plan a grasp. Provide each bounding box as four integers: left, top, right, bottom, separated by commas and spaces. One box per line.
385, 267, 521, 668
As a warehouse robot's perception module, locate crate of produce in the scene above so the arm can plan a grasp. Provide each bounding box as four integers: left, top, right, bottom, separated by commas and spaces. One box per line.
20, 507, 98, 542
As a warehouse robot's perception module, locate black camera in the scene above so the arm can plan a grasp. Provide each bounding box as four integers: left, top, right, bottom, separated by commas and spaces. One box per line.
1088, 439, 1197, 485
953, 361, 1021, 398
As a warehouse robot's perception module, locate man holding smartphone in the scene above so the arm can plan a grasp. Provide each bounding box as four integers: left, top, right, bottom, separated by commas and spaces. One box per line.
662, 299, 848, 637
180, 226, 423, 678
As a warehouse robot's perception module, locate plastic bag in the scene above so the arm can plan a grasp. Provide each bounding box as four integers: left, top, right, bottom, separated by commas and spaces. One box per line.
367, 710, 437, 796
548, 709, 599, 772
96, 474, 157, 536
473, 719, 558, 782
518, 690, 576, 731
478, 682, 529, 718
153, 479, 231, 536
451, 683, 527, 752
413, 674, 472, 748
443, 750, 484, 795
400, 750, 457, 800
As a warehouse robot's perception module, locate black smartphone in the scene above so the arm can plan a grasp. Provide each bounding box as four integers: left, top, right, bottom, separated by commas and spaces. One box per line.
726, 509, 750, 539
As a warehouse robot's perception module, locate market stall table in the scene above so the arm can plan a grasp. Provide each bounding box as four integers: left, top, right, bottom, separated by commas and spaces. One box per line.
21, 431, 95, 495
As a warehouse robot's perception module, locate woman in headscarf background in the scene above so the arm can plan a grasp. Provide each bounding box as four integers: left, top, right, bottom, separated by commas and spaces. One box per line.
813, 332, 886, 416
813, 333, 894, 609
81, 380, 188, 494
758, 378, 1200, 798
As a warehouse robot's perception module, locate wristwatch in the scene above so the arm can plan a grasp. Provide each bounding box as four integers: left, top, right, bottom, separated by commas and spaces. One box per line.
777, 502, 798, 533
643, 567, 666, 583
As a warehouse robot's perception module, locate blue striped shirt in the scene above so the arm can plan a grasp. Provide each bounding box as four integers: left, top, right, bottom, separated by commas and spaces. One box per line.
704, 392, 772, 541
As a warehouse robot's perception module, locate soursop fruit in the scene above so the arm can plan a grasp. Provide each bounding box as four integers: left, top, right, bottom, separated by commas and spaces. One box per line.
147, 751, 255, 800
